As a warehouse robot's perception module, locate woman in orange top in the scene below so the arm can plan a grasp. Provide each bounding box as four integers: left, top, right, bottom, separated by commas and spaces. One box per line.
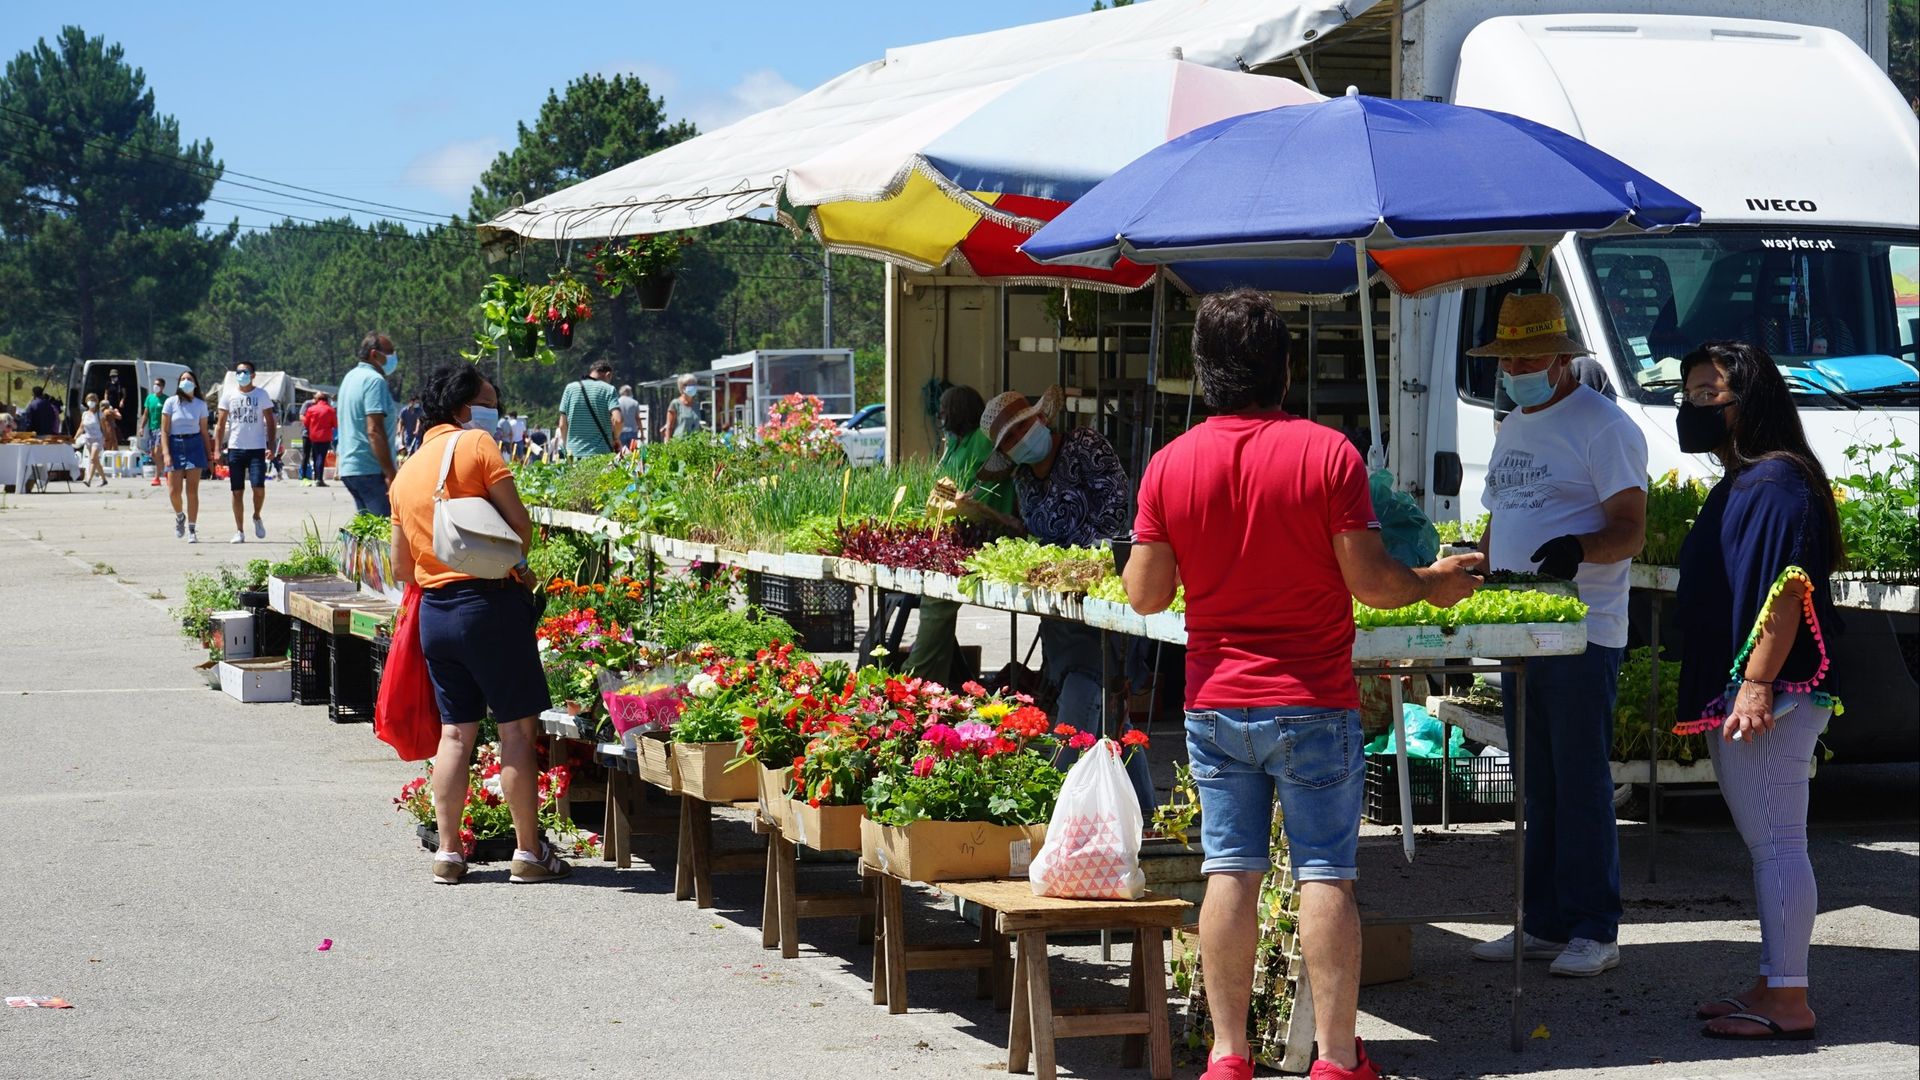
390, 362, 569, 886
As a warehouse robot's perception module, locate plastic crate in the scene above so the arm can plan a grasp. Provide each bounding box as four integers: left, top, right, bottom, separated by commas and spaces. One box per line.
782, 608, 856, 653
1363, 753, 1513, 826
248, 604, 291, 659
328, 633, 375, 724
746, 572, 853, 619
368, 633, 391, 700
289, 619, 331, 705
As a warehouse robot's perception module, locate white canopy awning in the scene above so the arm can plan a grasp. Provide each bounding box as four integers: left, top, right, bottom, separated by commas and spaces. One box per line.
479, 0, 1375, 242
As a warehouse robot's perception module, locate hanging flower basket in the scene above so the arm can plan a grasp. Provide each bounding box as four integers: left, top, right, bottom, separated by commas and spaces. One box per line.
545, 321, 574, 349
635, 272, 676, 311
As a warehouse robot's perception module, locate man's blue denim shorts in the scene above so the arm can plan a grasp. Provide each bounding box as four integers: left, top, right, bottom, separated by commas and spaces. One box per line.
1185, 706, 1366, 881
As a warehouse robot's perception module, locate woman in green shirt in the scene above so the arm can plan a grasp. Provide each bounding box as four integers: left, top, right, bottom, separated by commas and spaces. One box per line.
904, 386, 1015, 683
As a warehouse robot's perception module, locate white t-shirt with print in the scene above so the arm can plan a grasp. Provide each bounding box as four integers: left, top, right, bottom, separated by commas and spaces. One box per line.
1481, 384, 1648, 648
219, 386, 274, 450
162, 395, 209, 435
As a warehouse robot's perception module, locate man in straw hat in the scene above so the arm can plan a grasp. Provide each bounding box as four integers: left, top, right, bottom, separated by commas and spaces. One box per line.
1466, 292, 1648, 978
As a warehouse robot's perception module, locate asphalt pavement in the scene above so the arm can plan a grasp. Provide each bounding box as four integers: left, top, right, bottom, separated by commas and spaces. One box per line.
1, 479, 1914, 1079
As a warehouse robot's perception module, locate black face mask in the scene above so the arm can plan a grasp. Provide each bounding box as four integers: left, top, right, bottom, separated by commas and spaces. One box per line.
1676, 401, 1730, 454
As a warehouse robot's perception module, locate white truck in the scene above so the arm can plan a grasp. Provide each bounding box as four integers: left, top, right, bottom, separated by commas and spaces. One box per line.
1387, 5, 1919, 759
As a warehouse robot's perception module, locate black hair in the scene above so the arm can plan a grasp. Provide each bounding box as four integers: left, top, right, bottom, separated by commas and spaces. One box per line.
30, 385, 44, 397
235, 359, 256, 372
589, 360, 614, 377
357, 331, 388, 362
176, 370, 203, 401
1191, 288, 1291, 412
421, 362, 488, 427
937, 385, 986, 436
1680, 340, 1843, 569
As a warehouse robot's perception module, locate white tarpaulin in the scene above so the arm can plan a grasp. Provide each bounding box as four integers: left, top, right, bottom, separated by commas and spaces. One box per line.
479, 0, 1375, 242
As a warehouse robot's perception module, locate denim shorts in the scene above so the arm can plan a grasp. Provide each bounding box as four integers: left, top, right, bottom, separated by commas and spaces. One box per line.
1186, 706, 1366, 881
226, 447, 266, 490
417, 581, 551, 726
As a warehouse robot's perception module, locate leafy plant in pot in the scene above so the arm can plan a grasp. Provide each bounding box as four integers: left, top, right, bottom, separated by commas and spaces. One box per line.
591, 233, 690, 311
525, 272, 593, 350
462, 275, 553, 364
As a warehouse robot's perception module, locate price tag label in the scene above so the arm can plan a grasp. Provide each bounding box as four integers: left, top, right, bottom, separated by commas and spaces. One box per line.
1531, 630, 1566, 652
1008, 839, 1034, 876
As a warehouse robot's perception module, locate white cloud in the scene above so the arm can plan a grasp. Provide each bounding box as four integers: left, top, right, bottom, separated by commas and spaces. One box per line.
683, 68, 804, 133
599, 59, 680, 99
401, 136, 504, 199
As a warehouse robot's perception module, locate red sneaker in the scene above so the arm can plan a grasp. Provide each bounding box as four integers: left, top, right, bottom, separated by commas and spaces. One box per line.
1309, 1039, 1382, 1080
1201, 1054, 1255, 1080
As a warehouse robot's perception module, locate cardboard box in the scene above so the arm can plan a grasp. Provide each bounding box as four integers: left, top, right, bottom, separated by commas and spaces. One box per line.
673, 742, 757, 803
787, 799, 864, 853
210, 610, 256, 660
757, 765, 792, 833
268, 574, 352, 615
633, 732, 680, 793
348, 605, 396, 641
288, 592, 383, 635
860, 817, 1047, 883
1360, 922, 1413, 986
219, 658, 293, 703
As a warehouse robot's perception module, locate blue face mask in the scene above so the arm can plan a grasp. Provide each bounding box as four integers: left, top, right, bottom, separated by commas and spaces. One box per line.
383, 351, 399, 376
237, 370, 254, 387
1009, 421, 1053, 466
1501, 364, 1560, 408
465, 405, 499, 433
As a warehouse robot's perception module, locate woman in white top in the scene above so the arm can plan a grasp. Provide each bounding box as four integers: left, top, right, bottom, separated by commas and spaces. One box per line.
77, 395, 108, 487
160, 370, 215, 543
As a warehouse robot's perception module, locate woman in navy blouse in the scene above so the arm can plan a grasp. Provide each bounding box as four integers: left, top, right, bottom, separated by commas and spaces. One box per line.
1673, 340, 1844, 1043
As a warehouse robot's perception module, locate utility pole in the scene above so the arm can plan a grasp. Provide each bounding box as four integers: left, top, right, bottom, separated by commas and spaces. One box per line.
821, 250, 833, 349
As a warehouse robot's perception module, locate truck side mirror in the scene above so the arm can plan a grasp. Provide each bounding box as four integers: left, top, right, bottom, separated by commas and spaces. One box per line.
1433, 451, 1463, 498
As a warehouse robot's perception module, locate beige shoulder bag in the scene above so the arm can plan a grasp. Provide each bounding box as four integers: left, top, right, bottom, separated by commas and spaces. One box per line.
432, 430, 523, 579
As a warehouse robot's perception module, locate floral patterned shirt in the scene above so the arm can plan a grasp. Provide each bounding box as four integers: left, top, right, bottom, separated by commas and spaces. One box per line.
1014, 426, 1130, 547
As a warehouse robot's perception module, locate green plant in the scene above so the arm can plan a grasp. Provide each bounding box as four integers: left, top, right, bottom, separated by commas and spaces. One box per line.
344, 511, 390, 545
270, 525, 339, 578
960, 537, 1113, 596
524, 270, 593, 329
590, 233, 691, 294
1149, 764, 1200, 844
175, 564, 252, 642
1352, 590, 1588, 628
462, 274, 555, 364
1433, 513, 1490, 546
1610, 646, 1703, 764
1835, 436, 1919, 581
1641, 470, 1710, 566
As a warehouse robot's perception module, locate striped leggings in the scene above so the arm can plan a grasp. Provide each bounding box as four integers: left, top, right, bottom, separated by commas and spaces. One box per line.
1708, 693, 1828, 988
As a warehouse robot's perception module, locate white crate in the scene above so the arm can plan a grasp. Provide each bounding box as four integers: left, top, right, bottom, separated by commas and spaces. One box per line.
267, 574, 353, 614
219, 658, 293, 702
210, 610, 256, 660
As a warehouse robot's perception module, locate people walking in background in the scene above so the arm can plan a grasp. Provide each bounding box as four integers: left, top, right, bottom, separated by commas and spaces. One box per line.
303, 392, 336, 487
215, 360, 277, 544
615, 384, 642, 449
390, 361, 568, 886
143, 377, 167, 485
1676, 341, 1842, 1043
161, 371, 212, 543
1470, 294, 1647, 977
661, 374, 702, 441
555, 360, 621, 457
103, 368, 134, 445
1124, 290, 1484, 1080
98, 398, 123, 453
337, 332, 401, 516
509, 412, 528, 461
76, 394, 108, 487
399, 395, 424, 456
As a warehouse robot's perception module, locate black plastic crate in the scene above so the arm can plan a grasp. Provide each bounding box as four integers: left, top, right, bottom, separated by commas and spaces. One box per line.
328, 633, 375, 724
368, 633, 391, 696
248, 605, 291, 658
746, 572, 854, 619
783, 608, 856, 653
1363, 753, 1513, 826
289, 619, 331, 705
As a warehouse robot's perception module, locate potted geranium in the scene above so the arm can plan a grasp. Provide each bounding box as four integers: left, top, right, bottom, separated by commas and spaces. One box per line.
670, 648, 792, 803
773, 665, 946, 851
463, 274, 550, 363
591, 232, 690, 311
736, 652, 846, 835
525, 271, 594, 350
393, 742, 598, 862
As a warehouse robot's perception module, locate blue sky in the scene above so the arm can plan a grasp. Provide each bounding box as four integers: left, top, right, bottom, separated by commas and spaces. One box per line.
6, 1, 1097, 228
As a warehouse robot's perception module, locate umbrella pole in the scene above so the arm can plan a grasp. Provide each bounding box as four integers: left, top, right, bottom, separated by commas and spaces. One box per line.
1356, 241, 1386, 471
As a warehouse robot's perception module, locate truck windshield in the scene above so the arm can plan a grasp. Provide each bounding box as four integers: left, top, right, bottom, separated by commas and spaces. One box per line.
1584, 228, 1919, 407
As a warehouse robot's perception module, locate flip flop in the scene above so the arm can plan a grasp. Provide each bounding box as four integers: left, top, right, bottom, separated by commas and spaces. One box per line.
1695, 995, 1749, 1020
1701, 1012, 1816, 1042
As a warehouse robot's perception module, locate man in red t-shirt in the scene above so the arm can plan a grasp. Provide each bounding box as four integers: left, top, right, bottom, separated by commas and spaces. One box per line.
302, 393, 337, 487
1125, 289, 1483, 1080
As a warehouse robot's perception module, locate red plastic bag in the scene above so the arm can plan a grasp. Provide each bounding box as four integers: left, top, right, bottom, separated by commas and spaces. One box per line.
375, 584, 441, 761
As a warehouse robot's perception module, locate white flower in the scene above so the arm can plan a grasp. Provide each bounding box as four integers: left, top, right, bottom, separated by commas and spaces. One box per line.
481, 775, 504, 798
537, 639, 551, 653
687, 673, 720, 698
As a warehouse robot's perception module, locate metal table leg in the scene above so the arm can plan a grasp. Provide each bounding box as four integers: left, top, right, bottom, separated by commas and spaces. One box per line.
1646, 591, 1662, 884
1510, 659, 1528, 1054
1392, 673, 1415, 862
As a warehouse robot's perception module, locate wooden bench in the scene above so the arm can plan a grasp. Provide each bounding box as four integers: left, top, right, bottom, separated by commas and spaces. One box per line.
941, 880, 1190, 1080
754, 818, 875, 958
673, 796, 765, 908
593, 745, 676, 868
859, 863, 1011, 1016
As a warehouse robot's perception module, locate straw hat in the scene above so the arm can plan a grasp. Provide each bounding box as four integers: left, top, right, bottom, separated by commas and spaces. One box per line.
980, 391, 1039, 451
1465, 293, 1591, 358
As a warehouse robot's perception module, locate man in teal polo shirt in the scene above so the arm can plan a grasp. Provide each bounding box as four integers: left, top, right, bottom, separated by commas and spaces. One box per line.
555, 360, 622, 457
336, 331, 400, 516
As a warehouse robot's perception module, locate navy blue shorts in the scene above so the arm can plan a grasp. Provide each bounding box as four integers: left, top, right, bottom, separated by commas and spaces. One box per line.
226, 447, 267, 490
417, 581, 551, 726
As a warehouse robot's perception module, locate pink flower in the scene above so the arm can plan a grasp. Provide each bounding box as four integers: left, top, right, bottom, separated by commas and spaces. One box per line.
922, 723, 963, 757
1068, 731, 1097, 752
911, 756, 936, 778
955, 721, 995, 745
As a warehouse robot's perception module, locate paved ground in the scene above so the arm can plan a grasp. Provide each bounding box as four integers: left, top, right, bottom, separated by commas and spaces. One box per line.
1, 480, 1915, 1079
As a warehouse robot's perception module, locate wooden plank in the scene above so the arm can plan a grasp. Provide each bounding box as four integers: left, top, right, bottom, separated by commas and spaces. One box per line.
791, 894, 869, 919
710, 851, 765, 875
1141, 926, 1173, 1080
993, 903, 1191, 934
882, 876, 909, 1014
901, 943, 994, 972
775, 834, 800, 960
1021, 932, 1057, 1080
1007, 941, 1032, 1075
1122, 934, 1146, 1069
760, 839, 780, 951
1052, 1012, 1149, 1039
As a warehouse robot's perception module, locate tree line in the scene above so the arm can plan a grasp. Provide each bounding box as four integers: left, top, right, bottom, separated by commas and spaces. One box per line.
0, 26, 883, 413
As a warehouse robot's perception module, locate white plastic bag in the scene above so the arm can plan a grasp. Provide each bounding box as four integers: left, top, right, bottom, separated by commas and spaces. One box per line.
1029, 738, 1146, 899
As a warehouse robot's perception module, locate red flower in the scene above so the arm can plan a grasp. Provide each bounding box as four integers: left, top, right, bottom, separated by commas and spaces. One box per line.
1053, 723, 1077, 738
1121, 729, 1150, 749
1068, 731, 1097, 751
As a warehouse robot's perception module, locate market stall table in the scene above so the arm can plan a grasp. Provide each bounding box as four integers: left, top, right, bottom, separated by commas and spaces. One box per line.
0, 442, 78, 492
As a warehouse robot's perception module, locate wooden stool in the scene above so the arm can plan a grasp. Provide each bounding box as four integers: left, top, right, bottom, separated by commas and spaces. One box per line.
942, 880, 1190, 1080
753, 819, 876, 958
594, 747, 676, 869
859, 863, 1011, 1015
673, 797, 765, 908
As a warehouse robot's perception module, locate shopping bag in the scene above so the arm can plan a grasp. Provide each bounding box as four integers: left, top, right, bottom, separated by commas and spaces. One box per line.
374, 584, 441, 761
1029, 738, 1146, 900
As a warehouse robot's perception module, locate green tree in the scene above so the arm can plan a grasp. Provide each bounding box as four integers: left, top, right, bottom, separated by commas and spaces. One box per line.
1894, 0, 1919, 112
470, 73, 695, 222
0, 26, 231, 363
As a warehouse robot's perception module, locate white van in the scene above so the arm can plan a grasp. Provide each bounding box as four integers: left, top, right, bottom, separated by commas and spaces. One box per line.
1395, 13, 1919, 759
65, 358, 192, 442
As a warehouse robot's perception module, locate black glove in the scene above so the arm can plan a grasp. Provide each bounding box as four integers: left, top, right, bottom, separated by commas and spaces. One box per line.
1530, 534, 1585, 581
